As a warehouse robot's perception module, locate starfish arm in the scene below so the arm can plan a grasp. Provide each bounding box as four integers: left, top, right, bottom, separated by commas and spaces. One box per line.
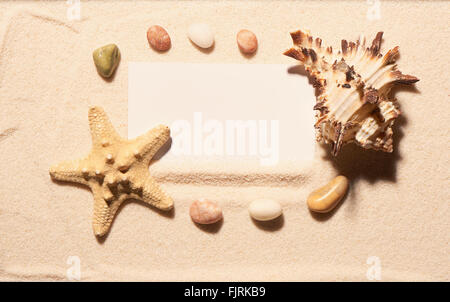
88, 106, 122, 147
49, 158, 89, 185
131, 125, 170, 165
138, 175, 173, 211
92, 187, 125, 237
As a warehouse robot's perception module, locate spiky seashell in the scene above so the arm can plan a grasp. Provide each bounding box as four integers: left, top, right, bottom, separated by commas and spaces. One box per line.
284, 30, 419, 155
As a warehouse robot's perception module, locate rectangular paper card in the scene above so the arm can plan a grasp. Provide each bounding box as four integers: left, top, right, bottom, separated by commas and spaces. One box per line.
128, 63, 316, 169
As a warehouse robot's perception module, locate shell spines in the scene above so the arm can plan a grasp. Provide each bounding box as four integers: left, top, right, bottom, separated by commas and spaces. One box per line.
285, 30, 419, 155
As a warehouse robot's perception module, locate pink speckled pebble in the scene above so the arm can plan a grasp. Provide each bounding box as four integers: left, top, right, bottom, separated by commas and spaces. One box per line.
147, 25, 171, 51
237, 29, 258, 54
190, 199, 223, 224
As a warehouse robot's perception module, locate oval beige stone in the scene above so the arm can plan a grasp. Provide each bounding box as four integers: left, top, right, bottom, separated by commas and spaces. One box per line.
190, 199, 223, 224
248, 199, 282, 221
237, 29, 258, 54
307, 175, 349, 213
187, 23, 214, 49
147, 25, 171, 51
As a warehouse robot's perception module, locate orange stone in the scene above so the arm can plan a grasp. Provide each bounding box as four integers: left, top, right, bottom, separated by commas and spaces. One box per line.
237, 29, 258, 54
147, 25, 171, 51
190, 199, 223, 224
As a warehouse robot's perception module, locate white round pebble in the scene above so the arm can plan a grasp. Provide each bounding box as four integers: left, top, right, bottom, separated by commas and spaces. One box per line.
188, 23, 214, 49
248, 199, 282, 221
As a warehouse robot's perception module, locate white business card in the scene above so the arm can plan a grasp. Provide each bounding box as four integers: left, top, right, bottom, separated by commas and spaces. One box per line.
128, 63, 315, 167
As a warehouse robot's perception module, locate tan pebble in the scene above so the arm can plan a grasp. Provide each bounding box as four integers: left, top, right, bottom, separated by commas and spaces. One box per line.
147, 25, 171, 51
237, 29, 258, 54
190, 199, 223, 224
307, 175, 349, 213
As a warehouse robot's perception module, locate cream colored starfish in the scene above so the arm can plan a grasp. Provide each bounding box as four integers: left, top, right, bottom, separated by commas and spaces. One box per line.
49, 106, 173, 237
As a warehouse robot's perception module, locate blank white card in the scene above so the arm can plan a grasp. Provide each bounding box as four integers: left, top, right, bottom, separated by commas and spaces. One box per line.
128, 63, 315, 166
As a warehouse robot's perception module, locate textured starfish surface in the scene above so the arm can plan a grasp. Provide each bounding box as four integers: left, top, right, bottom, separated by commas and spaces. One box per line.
49, 106, 173, 237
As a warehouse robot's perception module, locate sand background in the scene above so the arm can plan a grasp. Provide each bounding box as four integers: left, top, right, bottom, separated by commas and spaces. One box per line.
0, 0, 448, 281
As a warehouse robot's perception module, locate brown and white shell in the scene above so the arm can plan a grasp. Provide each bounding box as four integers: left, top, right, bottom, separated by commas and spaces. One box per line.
284, 30, 419, 155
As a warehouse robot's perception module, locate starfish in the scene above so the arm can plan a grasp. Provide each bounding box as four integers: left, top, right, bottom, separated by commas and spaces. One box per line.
49, 106, 173, 237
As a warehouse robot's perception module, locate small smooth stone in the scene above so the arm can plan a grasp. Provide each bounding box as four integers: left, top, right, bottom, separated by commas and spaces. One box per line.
190, 199, 223, 224
147, 25, 171, 51
248, 199, 282, 221
237, 29, 258, 54
188, 23, 214, 49
93, 44, 120, 78
307, 175, 349, 213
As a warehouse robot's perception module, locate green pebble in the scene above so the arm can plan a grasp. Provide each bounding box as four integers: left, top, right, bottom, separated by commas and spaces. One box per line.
93, 44, 121, 78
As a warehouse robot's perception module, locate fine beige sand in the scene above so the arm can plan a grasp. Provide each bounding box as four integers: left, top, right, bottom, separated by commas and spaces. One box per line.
0, 1, 449, 281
